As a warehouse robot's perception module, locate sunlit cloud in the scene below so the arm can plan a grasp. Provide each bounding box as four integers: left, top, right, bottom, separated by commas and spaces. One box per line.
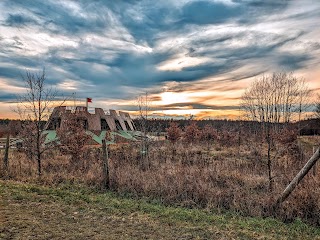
0, 0, 319, 119
0, 78, 25, 94
160, 91, 190, 105
157, 55, 212, 72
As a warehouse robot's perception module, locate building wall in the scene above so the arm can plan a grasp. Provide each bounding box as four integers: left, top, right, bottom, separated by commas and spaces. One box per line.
46, 106, 135, 131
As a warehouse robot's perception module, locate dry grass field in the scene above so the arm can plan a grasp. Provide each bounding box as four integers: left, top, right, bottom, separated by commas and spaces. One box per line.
1, 180, 320, 240
1, 133, 320, 228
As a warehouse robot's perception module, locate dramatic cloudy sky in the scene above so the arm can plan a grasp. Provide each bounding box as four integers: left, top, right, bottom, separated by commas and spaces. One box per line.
0, 0, 319, 119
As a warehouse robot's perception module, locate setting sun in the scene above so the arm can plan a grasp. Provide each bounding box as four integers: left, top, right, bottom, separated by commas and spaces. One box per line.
160, 92, 190, 105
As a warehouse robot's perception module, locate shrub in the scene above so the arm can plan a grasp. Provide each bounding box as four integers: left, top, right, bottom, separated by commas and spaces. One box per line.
166, 122, 182, 143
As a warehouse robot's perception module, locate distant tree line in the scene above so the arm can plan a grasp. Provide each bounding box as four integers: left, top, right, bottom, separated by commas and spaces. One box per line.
1, 117, 320, 139
132, 118, 320, 135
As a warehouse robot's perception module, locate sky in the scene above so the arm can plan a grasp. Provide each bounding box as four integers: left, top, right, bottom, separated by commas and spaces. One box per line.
0, 0, 319, 119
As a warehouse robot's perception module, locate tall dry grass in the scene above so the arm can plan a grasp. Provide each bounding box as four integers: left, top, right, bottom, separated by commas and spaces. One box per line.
1, 135, 320, 225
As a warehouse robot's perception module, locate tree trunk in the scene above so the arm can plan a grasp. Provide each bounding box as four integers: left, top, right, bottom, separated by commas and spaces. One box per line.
266, 124, 273, 192
275, 147, 320, 206
267, 138, 272, 191
102, 139, 109, 189
36, 129, 42, 176
37, 153, 41, 176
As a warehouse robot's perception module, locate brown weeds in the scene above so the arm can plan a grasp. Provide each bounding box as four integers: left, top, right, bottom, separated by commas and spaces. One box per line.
1, 135, 319, 226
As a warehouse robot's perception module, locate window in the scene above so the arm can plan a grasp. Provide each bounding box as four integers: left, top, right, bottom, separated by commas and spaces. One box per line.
77, 118, 88, 130
101, 119, 111, 130
132, 123, 136, 131
115, 120, 123, 130
124, 121, 131, 131
48, 118, 61, 130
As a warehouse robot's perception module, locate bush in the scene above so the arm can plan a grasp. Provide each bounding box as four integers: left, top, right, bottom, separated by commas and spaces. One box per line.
166, 122, 182, 143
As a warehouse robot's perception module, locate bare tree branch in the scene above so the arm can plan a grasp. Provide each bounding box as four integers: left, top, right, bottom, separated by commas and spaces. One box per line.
15, 68, 65, 176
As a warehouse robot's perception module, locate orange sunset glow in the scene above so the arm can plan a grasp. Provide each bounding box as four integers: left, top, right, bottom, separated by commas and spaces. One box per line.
0, 1, 319, 119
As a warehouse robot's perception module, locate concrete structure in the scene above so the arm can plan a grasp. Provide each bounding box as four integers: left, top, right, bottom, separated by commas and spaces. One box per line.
45, 106, 136, 132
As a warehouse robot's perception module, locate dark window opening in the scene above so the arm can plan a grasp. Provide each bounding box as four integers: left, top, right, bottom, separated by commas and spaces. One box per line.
124, 121, 131, 131
132, 122, 136, 131
77, 118, 88, 130
115, 119, 123, 130
101, 119, 111, 130
48, 118, 61, 130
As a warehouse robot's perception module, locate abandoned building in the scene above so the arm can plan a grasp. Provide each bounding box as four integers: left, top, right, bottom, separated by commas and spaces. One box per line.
45, 106, 136, 132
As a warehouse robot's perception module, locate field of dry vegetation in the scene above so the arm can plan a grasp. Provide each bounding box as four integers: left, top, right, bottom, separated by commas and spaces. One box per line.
1, 122, 320, 228
2, 180, 320, 239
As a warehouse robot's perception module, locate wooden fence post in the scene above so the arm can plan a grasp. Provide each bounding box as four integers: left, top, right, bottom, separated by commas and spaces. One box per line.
3, 134, 10, 175
313, 145, 317, 176
102, 139, 109, 189
275, 147, 320, 206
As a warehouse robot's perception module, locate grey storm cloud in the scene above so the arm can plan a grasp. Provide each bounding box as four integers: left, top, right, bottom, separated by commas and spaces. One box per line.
5, 14, 38, 27
0, 0, 319, 104
277, 54, 313, 71
0, 93, 16, 102
3, 1, 110, 34
179, 1, 242, 25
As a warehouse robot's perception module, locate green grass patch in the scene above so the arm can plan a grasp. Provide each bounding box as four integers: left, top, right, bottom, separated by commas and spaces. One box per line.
1, 180, 320, 240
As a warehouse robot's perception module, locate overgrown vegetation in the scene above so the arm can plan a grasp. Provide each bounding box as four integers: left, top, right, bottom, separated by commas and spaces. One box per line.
1, 180, 320, 239
1, 122, 320, 227
241, 72, 312, 191
15, 68, 61, 176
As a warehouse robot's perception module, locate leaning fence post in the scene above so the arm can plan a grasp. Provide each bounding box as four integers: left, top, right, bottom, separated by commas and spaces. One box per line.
275, 147, 320, 206
102, 139, 109, 189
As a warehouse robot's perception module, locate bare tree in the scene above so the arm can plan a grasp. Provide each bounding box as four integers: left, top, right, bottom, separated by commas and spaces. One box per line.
137, 92, 150, 135
136, 92, 151, 169
16, 68, 60, 176
297, 79, 312, 123
241, 72, 311, 191
242, 73, 310, 124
